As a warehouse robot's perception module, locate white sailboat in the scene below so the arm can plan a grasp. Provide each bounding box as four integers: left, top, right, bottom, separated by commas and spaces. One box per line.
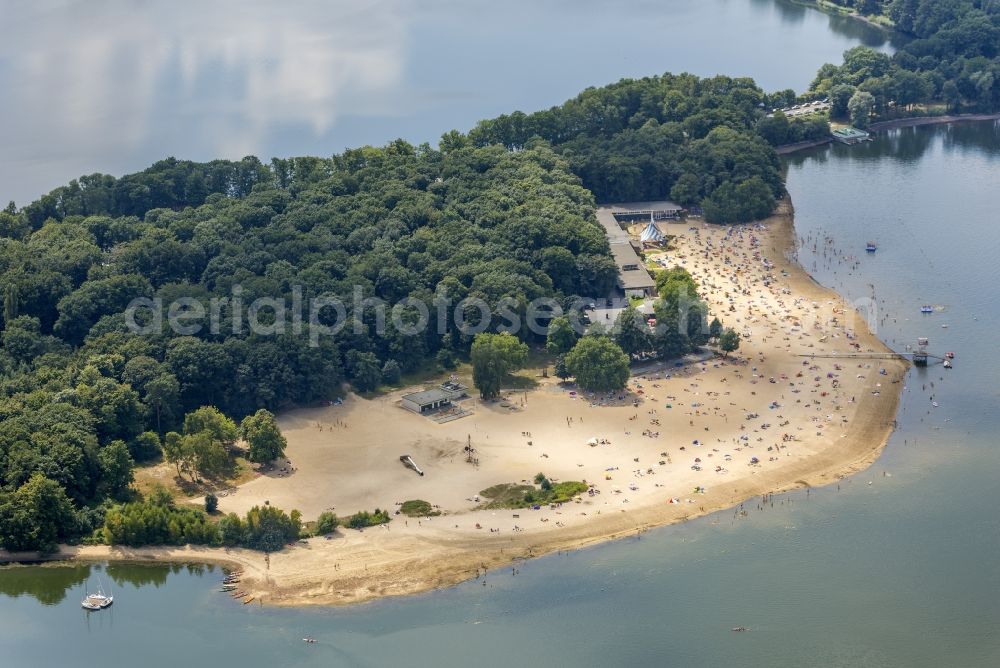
81, 576, 114, 610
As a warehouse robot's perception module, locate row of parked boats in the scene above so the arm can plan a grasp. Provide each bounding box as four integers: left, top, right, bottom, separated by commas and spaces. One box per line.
221, 571, 315, 643
219, 571, 256, 604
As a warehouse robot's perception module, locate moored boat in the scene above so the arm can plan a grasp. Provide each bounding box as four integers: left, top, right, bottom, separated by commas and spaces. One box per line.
81, 579, 113, 610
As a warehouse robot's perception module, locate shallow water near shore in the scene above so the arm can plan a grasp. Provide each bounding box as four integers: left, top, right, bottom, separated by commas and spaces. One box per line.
2, 123, 999, 668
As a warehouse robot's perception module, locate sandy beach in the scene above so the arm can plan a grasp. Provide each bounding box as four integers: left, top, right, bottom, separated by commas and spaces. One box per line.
7, 199, 907, 607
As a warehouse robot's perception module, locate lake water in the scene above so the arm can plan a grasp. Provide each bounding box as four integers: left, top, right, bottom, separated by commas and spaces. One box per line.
0, 0, 898, 206
5, 4, 1000, 668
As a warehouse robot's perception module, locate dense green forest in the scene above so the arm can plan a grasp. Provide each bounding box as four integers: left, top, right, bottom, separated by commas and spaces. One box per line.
1, 1, 998, 552
0, 142, 619, 551
811, 0, 1000, 125
465, 72, 788, 211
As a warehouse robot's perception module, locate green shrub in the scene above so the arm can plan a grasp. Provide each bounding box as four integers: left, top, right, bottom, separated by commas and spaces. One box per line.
480, 479, 588, 509
315, 511, 339, 535
347, 508, 391, 529
399, 500, 436, 517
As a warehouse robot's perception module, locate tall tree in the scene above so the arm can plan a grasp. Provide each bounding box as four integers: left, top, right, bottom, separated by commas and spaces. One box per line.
144, 373, 181, 436
709, 317, 724, 341
565, 337, 630, 393
546, 315, 579, 355
240, 409, 287, 464
719, 328, 741, 358
182, 406, 238, 449
612, 306, 652, 359
471, 333, 529, 400
553, 354, 571, 381
98, 440, 135, 499
0, 474, 78, 552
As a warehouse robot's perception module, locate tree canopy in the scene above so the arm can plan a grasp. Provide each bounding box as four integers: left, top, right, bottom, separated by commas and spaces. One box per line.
810, 2, 1000, 115
467, 73, 786, 222
565, 337, 631, 393
719, 328, 742, 358
240, 409, 287, 464
545, 315, 579, 355
471, 333, 529, 400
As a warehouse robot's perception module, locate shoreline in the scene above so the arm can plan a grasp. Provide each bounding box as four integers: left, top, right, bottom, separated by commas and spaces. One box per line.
867, 112, 1000, 132
800, 1, 893, 33
777, 112, 1000, 155
1, 198, 909, 608
775, 137, 833, 155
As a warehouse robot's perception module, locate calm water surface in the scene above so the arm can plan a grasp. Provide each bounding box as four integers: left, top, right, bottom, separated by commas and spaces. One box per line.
3, 124, 998, 668
0, 0, 897, 204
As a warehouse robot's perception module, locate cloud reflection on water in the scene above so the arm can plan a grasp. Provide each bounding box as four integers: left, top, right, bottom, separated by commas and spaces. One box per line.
0, 0, 894, 205
0, 0, 406, 200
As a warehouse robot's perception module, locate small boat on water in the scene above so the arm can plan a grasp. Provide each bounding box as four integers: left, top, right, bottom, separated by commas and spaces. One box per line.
81, 578, 113, 610
865, 242, 877, 252
943, 359, 952, 369
303, 638, 317, 644
946, 352, 955, 359
920, 305, 934, 313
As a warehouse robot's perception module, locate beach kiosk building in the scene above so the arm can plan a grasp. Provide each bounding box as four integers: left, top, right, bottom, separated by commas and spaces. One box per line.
401, 388, 454, 414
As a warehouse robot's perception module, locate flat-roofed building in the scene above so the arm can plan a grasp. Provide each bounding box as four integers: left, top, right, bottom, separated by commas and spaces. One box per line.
832, 126, 871, 144
400, 382, 469, 414
610, 241, 656, 297
400, 388, 454, 414
606, 200, 683, 223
